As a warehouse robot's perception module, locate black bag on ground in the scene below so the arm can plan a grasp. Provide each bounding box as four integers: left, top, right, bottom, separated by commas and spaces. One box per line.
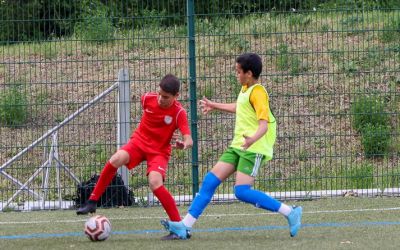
75, 174, 135, 208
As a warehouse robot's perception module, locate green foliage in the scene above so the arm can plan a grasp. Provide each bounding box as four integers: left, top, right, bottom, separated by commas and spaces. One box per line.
361, 123, 391, 158
349, 163, 374, 189
42, 43, 58, 59
136, 9, 168, 28
351, 95, 392, 158
321, 24, 330, 33
258, 171, 283, 191
328, 49, 345, 62
277, 44, 290, 70
171, 148, 186, 161
74, 1, 115, 43
330, 46, 385, 73
1, 206, 14, 212
380, 17, 400, 43
341, 16, 363, 27
318, 0, 400, 9
78, 143, 108, 167
196, 17, 229, 35
0, 0, 80, 43
0, 85, 28, 127
200, 84, 214, 99
384, 170, 400, 187
275, 44, 308, 76
227, 74, 241, 95
359, 47, 384, 69
341, 60, 358, 75
228, 35, 250, 52
33, 91, 49, 115
290, 56, 305, 76
131, 175, 149, 190
340, 15, 366, 35
387, 44, 400, 53
351, 95, 389, 132
89, 143, 108, 163
299, 149, 309, 162
1, 0, 399, 43
288, 14, 312, 31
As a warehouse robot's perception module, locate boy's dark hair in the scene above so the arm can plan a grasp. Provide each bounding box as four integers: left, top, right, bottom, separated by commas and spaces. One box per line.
236, 53, 262, 79
159, 74, 180, 95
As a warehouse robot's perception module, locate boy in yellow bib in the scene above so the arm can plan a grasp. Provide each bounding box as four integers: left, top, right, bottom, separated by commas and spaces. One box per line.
161, 53, 302, 239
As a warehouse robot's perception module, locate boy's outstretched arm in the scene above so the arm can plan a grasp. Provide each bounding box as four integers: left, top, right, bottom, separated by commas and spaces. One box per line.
174, 134, 193, 150
182, 134, 193, 149
199, 96, 236, 114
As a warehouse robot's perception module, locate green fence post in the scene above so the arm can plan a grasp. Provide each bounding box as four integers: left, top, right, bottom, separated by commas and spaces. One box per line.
187, 0, 199, 197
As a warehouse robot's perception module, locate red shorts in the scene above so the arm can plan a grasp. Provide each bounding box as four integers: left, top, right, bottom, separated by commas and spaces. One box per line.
120, 140, 169, 179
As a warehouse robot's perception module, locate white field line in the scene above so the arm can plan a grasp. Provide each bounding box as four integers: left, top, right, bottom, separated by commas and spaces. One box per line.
1, 206, 400, 225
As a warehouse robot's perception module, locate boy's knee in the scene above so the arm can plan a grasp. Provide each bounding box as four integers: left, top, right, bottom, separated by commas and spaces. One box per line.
201, 172, 221, 191
149, 180, 163, 191
148, 172, 163, 191
234, 185, 251, 201
109, 150, 129, 167
108, 158, 121, 168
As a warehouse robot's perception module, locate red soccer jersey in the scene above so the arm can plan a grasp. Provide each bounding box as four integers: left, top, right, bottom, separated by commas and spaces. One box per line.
131, 92, 191, 156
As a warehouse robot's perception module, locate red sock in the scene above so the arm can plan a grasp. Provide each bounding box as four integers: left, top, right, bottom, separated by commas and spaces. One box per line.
153, 186, 181, 221
89, 161, 118, 201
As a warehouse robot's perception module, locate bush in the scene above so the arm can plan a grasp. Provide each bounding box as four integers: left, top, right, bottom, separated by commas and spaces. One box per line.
351, 95, 390, 132
277, 44, 290, 70
0, 85, 28, 127
351, 95, 393, 158
318, 0, 400, 10
349, 163, 374, 188
380, 17, 400, 43
74, 15, 115, 43
361, 123, 391, 158
74, 1, 115, 43
1, 0, 399, 43
0, 0, 80, 43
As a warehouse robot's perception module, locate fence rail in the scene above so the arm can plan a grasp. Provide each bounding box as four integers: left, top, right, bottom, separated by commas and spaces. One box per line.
0, 0, 399, 211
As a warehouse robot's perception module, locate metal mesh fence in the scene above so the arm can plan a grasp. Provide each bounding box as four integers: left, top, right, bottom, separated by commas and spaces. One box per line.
0, 0, 399, 210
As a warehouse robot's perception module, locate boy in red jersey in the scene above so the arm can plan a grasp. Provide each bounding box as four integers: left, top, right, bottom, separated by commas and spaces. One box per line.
77, 74, 193, 238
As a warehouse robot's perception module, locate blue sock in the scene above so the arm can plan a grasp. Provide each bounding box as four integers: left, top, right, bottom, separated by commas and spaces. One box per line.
188, 172, 221, 219
234, 185, 281, 212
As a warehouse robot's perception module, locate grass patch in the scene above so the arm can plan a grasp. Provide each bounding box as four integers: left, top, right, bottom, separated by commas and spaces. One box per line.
348, 163, 374, 189
351, 95, 393, 158
226, 74, 241, 96
275, 44, 308, 76
379, 17, 400, 42
3, 199, 400, 249
351, 95, 389, 132
361, 123, 392, 158
0, 84, 28, 127
288, 14, 312, 31
74, 7, 115, 44
199, 84, 214, 99
228, 35, 250, 53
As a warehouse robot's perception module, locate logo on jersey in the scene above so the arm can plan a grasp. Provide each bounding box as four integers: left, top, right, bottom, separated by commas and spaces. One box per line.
164, 115, 172, 124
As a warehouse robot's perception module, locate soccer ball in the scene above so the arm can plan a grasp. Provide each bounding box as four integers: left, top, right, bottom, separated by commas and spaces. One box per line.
84, 215, 112, 241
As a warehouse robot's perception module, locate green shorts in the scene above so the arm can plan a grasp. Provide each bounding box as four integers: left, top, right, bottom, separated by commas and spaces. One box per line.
219, 147, 265, 177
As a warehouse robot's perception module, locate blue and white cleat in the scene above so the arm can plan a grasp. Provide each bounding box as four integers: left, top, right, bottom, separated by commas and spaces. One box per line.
160, 219, 191, 239
287, 206, 303, 237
